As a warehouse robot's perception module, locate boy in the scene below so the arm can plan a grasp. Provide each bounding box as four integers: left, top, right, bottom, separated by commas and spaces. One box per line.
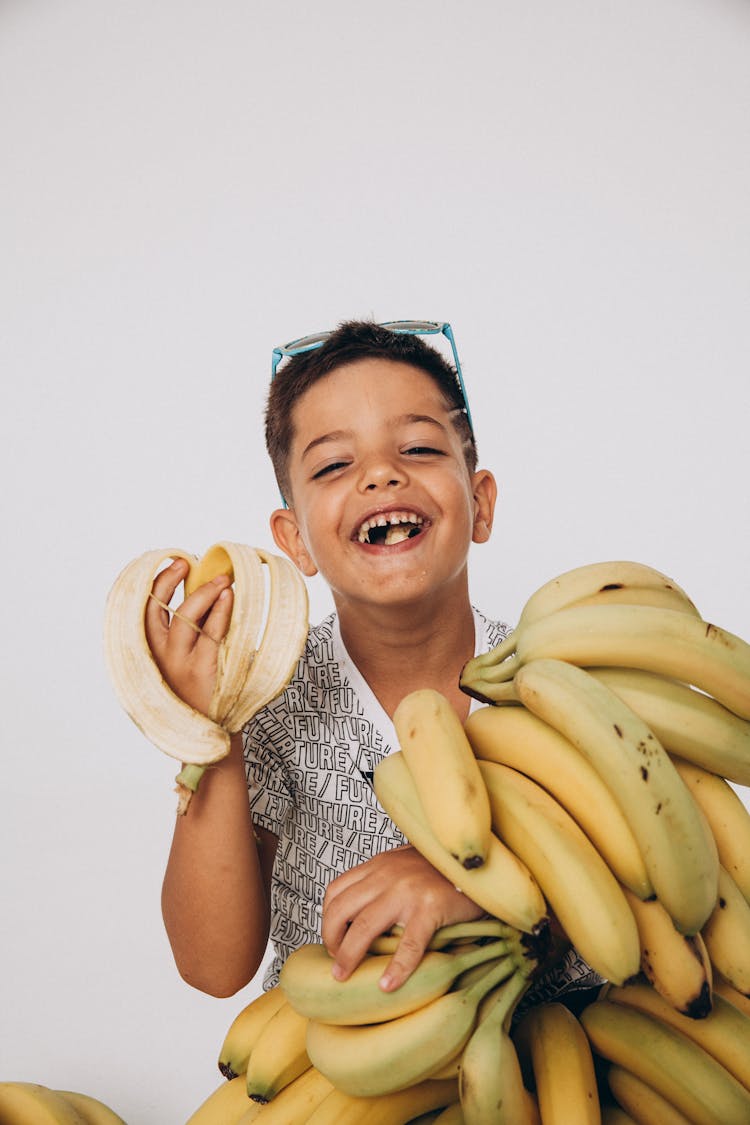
147, 321, 600, 1005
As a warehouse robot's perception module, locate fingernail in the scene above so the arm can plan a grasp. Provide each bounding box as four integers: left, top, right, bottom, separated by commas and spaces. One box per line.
379, 973, 393, 991
331, 963, 345, 981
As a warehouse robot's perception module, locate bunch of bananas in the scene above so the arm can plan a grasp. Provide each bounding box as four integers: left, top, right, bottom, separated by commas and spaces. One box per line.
0, 1082, 126, 1124
186, 918, 543, 1124
183, 558, 750, 1124
510, 975, 750, 1125
103, 541, 308, 812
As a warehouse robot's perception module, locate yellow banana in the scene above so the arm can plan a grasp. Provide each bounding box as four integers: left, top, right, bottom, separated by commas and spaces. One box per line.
184, 1076, 258, 1124
601, 1107, 637, 1125
368, 917, 516, 955
0, 1083, 88, 1124
507, 659, 719, 934
373, 750, 549, 935
304, 1079, 459, 1124
606, 1066, 693, 1125
580, 998, 750, 1125
670, 757, 750, 901
244, 1000, 310, 1102
305, 956, 518, 1097
218, 983, 287, 1079
478, 760, 640, 984
279, 937, 517, 1025
103, 542, 308, 812
465, 704, 652, 899
701, 864, 750, 995
461, 603, 750, 721
53, 1092, 127, 1125
393, 689, 492, 869
513, 1002, 601, 1125
588, 666, 750, 787
619, 886, 712, 1017
713, 971, 750, 1016
432, 1104, 466, 1125
458, 970, 537, 1124
238, 1066, 334, 1124
515, 560, 700, 627
608, 978, 750, 1090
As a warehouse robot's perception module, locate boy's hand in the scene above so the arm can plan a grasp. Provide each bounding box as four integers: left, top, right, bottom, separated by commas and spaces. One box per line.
144, 558, 234, 716
321, 845, 485, 992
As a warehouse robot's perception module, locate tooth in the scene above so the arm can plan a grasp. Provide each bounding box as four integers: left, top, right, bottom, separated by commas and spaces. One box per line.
385, 526, 411, 545
377, 516, 387, 527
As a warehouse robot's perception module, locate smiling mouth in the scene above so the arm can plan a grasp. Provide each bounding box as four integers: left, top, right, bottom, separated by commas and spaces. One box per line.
356, 511, 425, 545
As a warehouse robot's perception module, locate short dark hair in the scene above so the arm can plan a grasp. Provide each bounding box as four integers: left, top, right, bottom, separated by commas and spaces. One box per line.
265, 320, 477, 504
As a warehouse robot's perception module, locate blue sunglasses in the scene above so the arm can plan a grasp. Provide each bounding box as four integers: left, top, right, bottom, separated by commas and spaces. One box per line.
270, 319, 474, 506
271, 319, 475, 438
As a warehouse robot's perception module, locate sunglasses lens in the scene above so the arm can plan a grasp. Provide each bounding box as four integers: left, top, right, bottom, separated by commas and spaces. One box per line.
380, 320, 441, 334
281, 330, 332, 355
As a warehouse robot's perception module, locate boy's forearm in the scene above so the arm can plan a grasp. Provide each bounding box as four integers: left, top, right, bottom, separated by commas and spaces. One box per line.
161, 734, 274, 997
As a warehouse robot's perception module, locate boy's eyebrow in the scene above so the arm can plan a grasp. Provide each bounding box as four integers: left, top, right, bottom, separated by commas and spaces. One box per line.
301, 430, 352, 460
301, 415, 448, 460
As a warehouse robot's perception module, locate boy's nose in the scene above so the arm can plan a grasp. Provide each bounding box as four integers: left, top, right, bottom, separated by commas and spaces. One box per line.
359, 458, 407, 493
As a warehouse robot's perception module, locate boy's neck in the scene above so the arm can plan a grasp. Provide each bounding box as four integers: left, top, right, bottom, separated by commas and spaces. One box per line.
335, 588, 477, 722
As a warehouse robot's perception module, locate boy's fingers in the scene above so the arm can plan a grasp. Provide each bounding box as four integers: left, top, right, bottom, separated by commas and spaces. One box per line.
328, 902, 402, 982
156, 574, 233, 656
322, 864, 369, 917
379, 925, 434, 992
198, 584, 233, 645
321, 875, 374, 955
145, 559, 189, 652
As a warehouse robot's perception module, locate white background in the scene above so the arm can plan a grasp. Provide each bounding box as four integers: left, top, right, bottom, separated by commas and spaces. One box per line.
2, 1, 749, 1121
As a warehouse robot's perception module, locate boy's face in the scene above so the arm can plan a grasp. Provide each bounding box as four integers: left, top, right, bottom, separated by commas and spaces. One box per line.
270, 358, 496, 613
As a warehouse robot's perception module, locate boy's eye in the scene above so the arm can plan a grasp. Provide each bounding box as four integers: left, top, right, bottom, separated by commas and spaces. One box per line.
312, 461, 349, 479
404, 445, 445, 456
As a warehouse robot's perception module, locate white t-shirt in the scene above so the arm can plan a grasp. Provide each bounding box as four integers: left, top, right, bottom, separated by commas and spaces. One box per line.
243, 608, 603, 1002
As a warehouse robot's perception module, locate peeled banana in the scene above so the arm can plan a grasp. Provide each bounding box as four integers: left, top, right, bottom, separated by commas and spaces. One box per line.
103, 541, 308, 811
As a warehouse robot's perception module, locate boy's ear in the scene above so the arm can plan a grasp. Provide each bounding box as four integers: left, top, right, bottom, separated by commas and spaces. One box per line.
269, 507, 319, 577
471, 470, 497, 544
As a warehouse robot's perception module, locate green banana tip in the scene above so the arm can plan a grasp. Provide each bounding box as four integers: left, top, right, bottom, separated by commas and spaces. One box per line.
174, 763, 207, 814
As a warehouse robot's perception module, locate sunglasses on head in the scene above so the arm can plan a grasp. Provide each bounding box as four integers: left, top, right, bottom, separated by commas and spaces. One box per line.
271, 320, 474, 438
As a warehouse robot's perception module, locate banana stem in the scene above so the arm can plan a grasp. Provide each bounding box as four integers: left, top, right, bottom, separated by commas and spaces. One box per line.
174, 763, 207, 815
466, 633, 517, 669
464, 956, 516, 1006
480, 969, 533, 1034
481, 681, 519, 705
460, 659, 522, 702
